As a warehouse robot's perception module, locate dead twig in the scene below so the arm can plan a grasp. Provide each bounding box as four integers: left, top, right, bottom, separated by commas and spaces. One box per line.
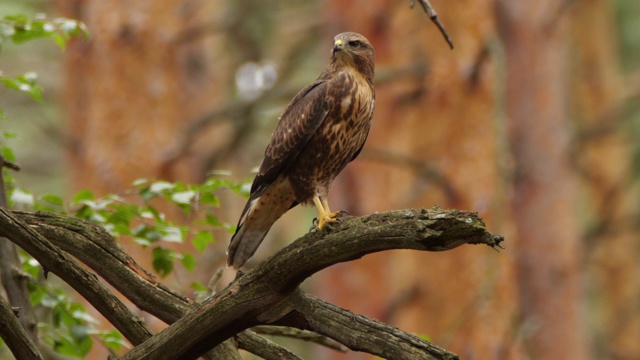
410, 0, 455, 49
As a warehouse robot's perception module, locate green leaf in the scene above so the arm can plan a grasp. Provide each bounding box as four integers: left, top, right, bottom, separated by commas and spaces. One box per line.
161, 226, 184, 243
1, 146, 15, 162
149, 181, 175, 193
53, 33, 66, 49
41, 293, 63, 308
0, 72, 43, 101
205, 214, 223, 227
72, 189, 94, 202
152, 247, 174, 277
97, 330, 128, 351
41, 194, 64, 206
199, 192, 220, 206
132, 224, 163, 244
22, 256, 42, 279
53, 336, 79, 357
70, 324, 92, 356
192, 230, 214, 253
171, 190, 196, 205
3, 130, 18, 138
107, 204, 139, 230
191, 281, 208, 292
180, 253, 196, 272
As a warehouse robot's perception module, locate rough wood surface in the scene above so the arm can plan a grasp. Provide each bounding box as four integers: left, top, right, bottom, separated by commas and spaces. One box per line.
121, 208, 501, 359
0, 207, 501, 359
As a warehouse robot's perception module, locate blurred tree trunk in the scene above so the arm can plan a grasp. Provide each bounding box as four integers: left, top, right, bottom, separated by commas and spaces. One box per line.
570, 1, 640, 358
496, 1, 590, 359
318, 1, 520, 359
56, 0, 227, 196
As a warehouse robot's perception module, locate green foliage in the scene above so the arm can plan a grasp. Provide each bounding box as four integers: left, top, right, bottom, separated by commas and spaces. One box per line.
22, 254, 128, 358
0, 71, 42, 101
9, 176, 247, 278
0, 14, 87, 103
0, 14, 88, 50
193, 230, 215, 253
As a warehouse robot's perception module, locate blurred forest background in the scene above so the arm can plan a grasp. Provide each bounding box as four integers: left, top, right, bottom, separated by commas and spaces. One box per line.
1, 0, 640, 359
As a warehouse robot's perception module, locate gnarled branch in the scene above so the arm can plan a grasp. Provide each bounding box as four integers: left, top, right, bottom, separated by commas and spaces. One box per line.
122, 208, 501, 359
1, 207, 501, 359
0, 208, 154, 346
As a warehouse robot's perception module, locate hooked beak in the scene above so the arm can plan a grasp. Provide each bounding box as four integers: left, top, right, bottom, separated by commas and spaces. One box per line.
333, 39, 344, 54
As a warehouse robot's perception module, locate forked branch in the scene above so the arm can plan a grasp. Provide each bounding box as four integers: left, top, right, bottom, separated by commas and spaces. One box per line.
121, 208, 501, 359
1, 207, 501, 359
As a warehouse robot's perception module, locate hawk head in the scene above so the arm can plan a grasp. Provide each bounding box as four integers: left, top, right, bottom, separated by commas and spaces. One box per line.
331, 32, 375, 83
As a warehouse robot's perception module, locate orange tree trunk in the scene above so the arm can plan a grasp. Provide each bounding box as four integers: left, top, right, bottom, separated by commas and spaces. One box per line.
497, 0, 590, 358
57, 0, 225, 196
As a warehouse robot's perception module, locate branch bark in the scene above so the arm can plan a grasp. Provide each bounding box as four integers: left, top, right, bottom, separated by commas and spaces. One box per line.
121, 208, 501, 359
0, 293, 43, 360
1, 207, 501, 359
275, 290, 458, 360
0, 154, 40, 359
0, 208, 154, 345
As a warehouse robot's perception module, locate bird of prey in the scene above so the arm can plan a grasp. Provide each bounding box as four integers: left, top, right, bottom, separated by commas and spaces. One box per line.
227, 32, 375, 269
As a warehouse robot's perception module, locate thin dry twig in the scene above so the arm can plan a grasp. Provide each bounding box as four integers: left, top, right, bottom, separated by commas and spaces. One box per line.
410, 0, 455, 49
236, 330, 303, 360
252, 325, 347, 352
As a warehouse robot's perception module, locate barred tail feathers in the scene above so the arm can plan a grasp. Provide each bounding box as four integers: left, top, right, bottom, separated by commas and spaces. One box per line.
227, 179, 296, 268
226, 213, 269, 269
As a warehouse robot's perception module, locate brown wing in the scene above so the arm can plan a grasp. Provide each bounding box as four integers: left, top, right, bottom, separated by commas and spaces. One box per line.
248, 80, 329, 199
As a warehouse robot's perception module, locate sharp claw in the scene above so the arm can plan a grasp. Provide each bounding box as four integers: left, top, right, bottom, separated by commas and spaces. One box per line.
309, 217, 319, 232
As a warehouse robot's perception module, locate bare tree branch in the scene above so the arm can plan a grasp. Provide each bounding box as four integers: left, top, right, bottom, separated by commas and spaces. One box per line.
252, 326, 347, 352
277, 290, 459, 360
0, 208, 154, 345
0, 154, 39, 350
10, 211, 281, 359
14, 211, 242, 360
3, 207, 501, 359
237, 330, 303, 360
410, 0, 455, 49
0, 294, 43, 360
121, 208, 501, 359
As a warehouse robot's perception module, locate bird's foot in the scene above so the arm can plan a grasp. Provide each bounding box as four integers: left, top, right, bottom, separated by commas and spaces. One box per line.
311, 210, 350, 231
317, 213, 339, 230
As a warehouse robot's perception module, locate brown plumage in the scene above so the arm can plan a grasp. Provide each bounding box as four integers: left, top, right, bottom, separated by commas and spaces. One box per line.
227, 32, 375, 269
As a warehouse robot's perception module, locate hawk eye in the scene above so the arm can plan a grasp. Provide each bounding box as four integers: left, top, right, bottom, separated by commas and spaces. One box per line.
348, 40, 362, 48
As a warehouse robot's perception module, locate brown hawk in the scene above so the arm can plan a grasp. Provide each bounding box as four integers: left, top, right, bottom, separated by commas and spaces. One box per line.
227, 32, 375, 269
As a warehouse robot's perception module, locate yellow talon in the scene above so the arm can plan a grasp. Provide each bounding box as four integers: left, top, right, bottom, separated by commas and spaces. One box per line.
313, 195, 340, 229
